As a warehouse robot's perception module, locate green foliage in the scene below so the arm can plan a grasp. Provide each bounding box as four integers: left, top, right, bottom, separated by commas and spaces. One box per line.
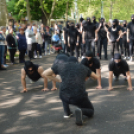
7, 0, 74, 21
77, 0, 134, 22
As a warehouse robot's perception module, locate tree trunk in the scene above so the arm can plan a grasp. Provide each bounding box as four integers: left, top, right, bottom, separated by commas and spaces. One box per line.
65, 1, 69, 22
109, 1, 113, 20
0, 0, 7, 26
26, 0, 32, 23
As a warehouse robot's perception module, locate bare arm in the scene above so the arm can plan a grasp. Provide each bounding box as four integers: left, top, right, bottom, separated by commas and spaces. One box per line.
82, 31, 86, 44
68, 36, 70, 47
38, 66, 49, 91
42, 68, 61, 82
96, 69, 102, 89
108, 71, 113, 90
127, 28, 130, 42
21, 68, 27, 92
126, 71, 133, 91
90, 72, 99, 80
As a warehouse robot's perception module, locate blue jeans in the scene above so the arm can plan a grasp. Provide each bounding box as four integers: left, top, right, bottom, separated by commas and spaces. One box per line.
37, 44, 42, 56
0, 45, 5, 64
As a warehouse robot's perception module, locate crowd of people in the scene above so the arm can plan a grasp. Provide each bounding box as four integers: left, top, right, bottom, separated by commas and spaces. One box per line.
0, 22, 62, 70
1, 14, 134, 126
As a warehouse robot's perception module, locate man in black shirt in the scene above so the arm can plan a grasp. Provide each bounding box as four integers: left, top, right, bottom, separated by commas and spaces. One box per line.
107, 19, 122, 58
127, 14, 134, 61
81, 51, 102, 89
43, 57, 98, 126
108, 53, 133, 91
121, 20, 129, 59
82, 17, 98, 57
63, 21, 70, 53
68, 22, 79, 56
21, 61, 57, 93
97, 18, 109, 60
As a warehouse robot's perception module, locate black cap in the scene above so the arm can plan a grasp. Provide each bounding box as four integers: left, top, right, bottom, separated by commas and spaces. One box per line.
114, 53, 121, 59
68, 56, 78, 63
80, 17, 84, 22
24, 61, 34, 70
85, 51, 94, 57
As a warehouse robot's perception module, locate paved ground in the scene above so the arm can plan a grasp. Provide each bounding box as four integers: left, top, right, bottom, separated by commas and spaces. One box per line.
1, 53, 134, 134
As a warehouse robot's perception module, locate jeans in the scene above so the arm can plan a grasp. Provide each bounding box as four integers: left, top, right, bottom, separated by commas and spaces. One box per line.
122, 37, 129, 57
60, 93, 94, 117
85, 39, 95, 56
110, 41, 119, 58
0, 45, 5, 64
129, 39, 134, 57
37, 44, 42, 56
9, 49, 16, 63
45, 40, 50, 54
98, 38, 108, 59
19, 49, 26, 63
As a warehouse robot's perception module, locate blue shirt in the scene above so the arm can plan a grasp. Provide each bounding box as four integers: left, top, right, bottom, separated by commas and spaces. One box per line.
52, 34, 60, 42
17, 33, 27, 50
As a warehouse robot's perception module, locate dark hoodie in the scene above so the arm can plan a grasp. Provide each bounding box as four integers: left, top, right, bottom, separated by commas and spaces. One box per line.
24, 61, 41, 81
63, 21, 70, 42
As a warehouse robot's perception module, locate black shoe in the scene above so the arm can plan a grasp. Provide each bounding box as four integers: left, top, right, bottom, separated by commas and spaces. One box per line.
114, 76, 119, 81
75, 108, 83, 126
0, 67, 6, 70
64, 111, 73, 119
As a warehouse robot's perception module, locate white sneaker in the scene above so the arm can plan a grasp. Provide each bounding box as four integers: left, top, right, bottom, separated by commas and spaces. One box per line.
124, 57, 126, 60
39, 56, 42, 58
63, 112, 73, 119
34, 55, 37, 58
82, 56, 85, 59
129, 57, 133, 62
127, 57, 130, 60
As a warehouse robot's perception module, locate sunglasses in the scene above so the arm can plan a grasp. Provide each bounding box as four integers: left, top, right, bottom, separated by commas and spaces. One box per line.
28, 69, 34, 72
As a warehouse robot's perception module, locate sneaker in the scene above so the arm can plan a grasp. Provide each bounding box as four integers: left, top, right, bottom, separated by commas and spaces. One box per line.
127, 57, 130, 60
124, 77, 127, 81
124, 57, 126, 60
82, 56, 85, 59
30, 80, 35, 83
114, 76, 119, 81
39, 56, 42, 58
3, 64, 9, 67
129, 57, 133, 62
75, 108, 83, 126
34, 55, 37, 58
64, 112, 73, 119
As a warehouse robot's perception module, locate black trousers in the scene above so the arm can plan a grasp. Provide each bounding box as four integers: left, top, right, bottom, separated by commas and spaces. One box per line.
98, 37, 108, 59
9, 49, 16, 63
85, 39, 95, 56
75, 45, 80, 59
119, 38, 123, 55
4, 46, 7, 64
129, 39, 134, 57
70, 44, 75, 56
60, 93, 94, 117
28, 43, 37, 59
19, 49, 26, 63
122, 37, 129, 57
110, 41, 119, 58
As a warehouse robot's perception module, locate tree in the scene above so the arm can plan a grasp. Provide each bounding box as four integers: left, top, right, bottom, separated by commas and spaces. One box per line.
77, 0, 134, 22
7, 0, 74, 25
0, 0, 8, 26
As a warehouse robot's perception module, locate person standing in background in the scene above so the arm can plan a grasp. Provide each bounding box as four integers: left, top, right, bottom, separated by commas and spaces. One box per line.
6, 28, 18, 64
44, 26, 51, 55
17, 28, 27, 63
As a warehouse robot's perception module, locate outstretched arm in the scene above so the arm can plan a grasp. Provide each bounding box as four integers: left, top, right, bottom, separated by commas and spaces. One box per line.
42, 68, 62, 82
96, 69, 102, 89
21, 68, 27, 93
38, 66, 49, 91
126, 71, 133, 91
108, 71, 113, 91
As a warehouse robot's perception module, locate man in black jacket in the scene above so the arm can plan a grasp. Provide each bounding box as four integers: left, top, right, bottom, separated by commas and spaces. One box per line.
43, 56, 98, 126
